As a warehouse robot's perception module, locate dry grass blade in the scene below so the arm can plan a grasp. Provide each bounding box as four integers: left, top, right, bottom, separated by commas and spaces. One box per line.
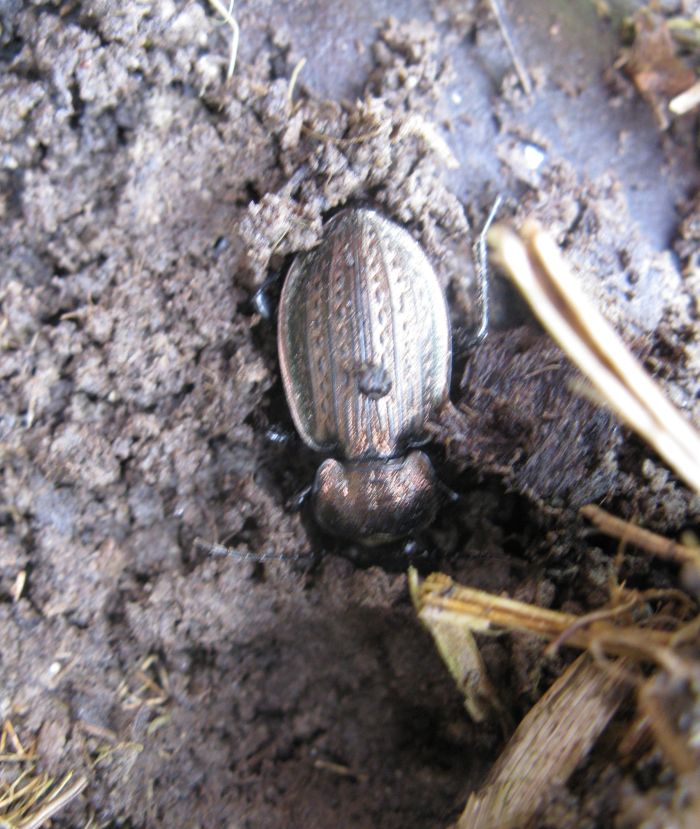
286, 57, 306, 108
207, 0, 239, 80
10, 774, 87, 829
486, 0, 532, 95
411, 570, 674, 659
487, 221, 700, 493
118, 654, 170, 710
0, 721, 87, 829
458, 654, 628, 829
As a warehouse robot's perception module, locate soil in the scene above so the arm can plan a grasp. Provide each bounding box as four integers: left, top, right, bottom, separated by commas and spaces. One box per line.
1, 1, 699, 827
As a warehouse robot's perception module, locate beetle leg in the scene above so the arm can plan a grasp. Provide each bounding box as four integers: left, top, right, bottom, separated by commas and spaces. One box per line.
286, 482, 313, 512
250, 273, 281, 320
466, 195, 503, 349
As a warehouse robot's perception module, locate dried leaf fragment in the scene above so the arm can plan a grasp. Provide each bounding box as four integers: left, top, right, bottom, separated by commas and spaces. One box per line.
617, 10, 696, 127
457, 655, 628, 829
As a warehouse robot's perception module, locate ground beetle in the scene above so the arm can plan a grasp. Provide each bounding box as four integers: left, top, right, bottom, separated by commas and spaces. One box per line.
278, 203, 499, 544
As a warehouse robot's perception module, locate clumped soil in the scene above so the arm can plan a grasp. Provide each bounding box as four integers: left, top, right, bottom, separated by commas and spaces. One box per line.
1, 1, 698, 827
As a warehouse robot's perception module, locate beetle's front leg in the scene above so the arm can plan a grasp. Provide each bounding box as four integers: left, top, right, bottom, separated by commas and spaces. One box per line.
250, 273, 282, 321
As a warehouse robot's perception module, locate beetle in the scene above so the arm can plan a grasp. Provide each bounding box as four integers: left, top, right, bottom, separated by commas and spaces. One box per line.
278, 204, 499, 545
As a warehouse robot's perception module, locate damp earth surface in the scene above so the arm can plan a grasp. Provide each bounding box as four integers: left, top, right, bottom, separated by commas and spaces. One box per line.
1, 1, 699, 827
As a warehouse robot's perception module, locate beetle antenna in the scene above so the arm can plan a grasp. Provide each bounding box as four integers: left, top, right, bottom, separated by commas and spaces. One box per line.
193, 538, 309, 562
469, 195, 503, 348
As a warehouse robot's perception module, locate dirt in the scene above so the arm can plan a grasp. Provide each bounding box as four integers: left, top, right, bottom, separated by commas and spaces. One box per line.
0, 1, 699, 827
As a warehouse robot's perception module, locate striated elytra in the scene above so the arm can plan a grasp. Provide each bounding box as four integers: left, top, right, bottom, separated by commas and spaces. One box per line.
278, 208, 452, 544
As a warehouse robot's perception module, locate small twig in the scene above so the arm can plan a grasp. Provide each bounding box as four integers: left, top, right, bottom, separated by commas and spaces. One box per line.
545, 596, 640, 656
486, 0, 532, 95
581, 504, 700, 571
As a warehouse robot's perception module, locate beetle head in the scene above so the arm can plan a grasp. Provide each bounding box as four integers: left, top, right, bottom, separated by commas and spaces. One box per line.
312, 451, 440, 545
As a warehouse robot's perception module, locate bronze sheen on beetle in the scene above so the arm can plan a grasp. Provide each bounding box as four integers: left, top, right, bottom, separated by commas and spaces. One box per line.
278, 209, 451, 544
